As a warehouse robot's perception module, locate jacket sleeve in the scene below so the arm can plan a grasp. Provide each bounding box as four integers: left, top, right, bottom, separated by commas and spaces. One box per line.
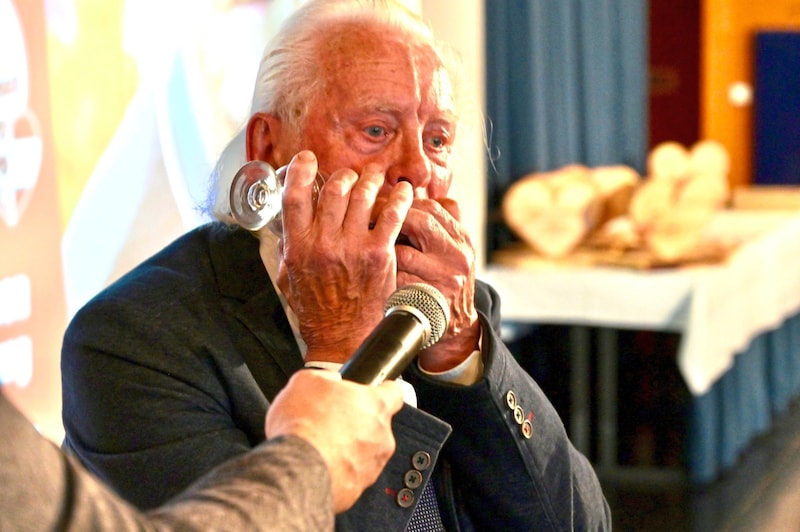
405, 282, 612, 531
335, 405, 453, 532
148, 435, 334, 531
2, 391, 334, 531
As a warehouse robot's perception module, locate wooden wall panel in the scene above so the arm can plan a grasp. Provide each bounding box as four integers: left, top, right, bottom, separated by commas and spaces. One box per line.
701, 0, 800, 188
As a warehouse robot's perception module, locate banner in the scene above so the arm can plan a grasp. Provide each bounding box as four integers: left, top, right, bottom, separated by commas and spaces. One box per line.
1, 0, 65, 442
1, 0, 301, 442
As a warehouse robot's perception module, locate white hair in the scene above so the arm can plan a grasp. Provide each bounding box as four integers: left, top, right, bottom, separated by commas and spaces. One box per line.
204, 0, 463, 223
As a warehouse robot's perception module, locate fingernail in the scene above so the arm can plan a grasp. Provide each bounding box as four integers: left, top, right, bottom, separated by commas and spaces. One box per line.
298, 150, 316, 162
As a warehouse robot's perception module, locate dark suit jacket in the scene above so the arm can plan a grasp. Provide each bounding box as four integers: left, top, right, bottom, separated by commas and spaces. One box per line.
1, 391, 334, 530
61, 222, 611, 531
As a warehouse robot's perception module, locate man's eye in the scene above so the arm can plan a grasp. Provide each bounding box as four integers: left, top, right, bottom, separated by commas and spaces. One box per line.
364, 126, 386, 138
428, 134, 451, 150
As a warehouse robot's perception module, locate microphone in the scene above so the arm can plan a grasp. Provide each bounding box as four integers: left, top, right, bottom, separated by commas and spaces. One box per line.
339, 283, 450, 385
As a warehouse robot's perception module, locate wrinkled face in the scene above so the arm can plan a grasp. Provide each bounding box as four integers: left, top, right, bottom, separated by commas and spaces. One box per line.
276, 25, 457, 199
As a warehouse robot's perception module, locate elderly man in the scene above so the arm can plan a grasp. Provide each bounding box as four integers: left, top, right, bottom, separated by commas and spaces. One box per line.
62, 0, 611, 529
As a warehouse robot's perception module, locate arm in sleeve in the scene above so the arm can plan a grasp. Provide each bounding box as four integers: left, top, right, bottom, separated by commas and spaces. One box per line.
405, 282, 612, 531
2, 393, 333, 531
149, 435, 333, 530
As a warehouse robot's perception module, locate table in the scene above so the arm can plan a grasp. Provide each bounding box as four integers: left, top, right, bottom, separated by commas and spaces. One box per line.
481, 210, 800, 483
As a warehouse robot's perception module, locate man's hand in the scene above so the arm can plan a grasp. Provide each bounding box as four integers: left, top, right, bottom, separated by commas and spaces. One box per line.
265, 370, 404, 513
275, 150, 413, 363
395, 197, 481, 372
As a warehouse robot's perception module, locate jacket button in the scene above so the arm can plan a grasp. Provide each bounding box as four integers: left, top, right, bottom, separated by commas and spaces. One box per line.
513, 405, 525, 424
505, 390, 517, 410
404, 469, 423, 489
397, 488, 415, 508
412, 451, 432, 471
522, 419, 533, 439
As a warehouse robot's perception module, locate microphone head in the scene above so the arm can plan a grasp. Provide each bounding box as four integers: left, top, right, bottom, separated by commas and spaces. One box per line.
385, 283, 450, 349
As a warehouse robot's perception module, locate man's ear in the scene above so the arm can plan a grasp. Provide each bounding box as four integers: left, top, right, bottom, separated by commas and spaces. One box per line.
246, 112, 284, 164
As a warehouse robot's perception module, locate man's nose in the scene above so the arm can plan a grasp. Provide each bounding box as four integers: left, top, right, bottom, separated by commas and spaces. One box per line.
384, 134, 431, 191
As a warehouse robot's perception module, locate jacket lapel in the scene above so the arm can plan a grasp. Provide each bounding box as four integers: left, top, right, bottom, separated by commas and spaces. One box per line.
208, 224, 304, 399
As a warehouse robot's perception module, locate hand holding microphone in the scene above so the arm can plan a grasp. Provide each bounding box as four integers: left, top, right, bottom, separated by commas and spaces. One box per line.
268, 283, 447, 512
266, 370, 404, 513
340, 283, 450, 385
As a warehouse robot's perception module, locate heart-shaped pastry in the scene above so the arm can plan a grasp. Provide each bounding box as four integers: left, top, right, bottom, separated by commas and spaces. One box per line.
630, 140, 731, 262
503, 166, 600, 258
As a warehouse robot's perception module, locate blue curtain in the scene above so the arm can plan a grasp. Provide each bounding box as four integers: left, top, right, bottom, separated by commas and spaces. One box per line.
689, 313, 800, 484
485, 0, 649, 255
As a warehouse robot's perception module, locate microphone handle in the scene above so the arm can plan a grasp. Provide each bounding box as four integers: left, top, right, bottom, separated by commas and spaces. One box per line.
339, 309, 427, 385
